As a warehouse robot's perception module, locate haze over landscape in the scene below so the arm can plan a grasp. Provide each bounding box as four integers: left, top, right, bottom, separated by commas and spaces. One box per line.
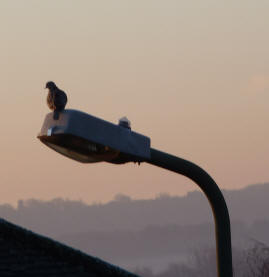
1, 183, 269, 275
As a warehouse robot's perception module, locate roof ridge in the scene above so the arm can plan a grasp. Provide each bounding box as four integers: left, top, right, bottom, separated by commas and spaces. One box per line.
0, 218, 139, 277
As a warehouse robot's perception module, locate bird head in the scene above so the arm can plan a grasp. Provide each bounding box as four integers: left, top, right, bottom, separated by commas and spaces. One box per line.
45, 81, 57, 90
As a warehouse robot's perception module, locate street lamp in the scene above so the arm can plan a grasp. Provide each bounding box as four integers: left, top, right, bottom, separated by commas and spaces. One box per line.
38, 109, 233, 277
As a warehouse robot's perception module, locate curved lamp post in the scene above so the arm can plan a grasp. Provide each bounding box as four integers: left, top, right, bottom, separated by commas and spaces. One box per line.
38, 109, 233, 277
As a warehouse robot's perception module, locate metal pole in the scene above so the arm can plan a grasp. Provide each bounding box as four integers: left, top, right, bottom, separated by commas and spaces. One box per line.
147, 148, 233, 277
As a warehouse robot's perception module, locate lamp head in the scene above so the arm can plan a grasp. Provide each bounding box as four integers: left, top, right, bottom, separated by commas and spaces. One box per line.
38, 109, 150, 164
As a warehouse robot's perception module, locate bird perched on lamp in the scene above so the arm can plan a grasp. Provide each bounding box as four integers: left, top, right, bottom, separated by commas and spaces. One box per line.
45, 81, 68, 119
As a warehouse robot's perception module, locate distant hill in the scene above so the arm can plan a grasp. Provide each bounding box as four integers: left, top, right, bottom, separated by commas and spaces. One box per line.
0, 182, 268, 238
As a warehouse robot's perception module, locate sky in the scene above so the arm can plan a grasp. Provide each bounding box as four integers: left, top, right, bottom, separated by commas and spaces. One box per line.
1, 0, 269, 206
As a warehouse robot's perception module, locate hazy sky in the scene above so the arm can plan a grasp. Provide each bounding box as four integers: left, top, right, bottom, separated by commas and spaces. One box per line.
1, 1, 269, 205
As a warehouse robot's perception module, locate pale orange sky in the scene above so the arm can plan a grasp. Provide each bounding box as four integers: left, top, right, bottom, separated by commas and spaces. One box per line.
1, 1, 269, 206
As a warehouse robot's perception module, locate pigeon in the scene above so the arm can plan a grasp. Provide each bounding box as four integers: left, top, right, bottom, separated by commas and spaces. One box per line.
45, 81, 68, 119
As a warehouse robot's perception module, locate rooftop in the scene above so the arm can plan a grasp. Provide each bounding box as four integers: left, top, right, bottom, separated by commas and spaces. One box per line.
0, 218, 139, 277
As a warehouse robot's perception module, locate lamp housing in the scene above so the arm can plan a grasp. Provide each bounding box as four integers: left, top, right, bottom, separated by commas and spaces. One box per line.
38, 109, 151, 164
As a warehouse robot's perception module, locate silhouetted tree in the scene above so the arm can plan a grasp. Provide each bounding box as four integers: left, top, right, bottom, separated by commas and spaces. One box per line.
247, 240, 269, 277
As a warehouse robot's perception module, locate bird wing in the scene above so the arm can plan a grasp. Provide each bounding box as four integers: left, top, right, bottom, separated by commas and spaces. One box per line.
54, 90, 67, 108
